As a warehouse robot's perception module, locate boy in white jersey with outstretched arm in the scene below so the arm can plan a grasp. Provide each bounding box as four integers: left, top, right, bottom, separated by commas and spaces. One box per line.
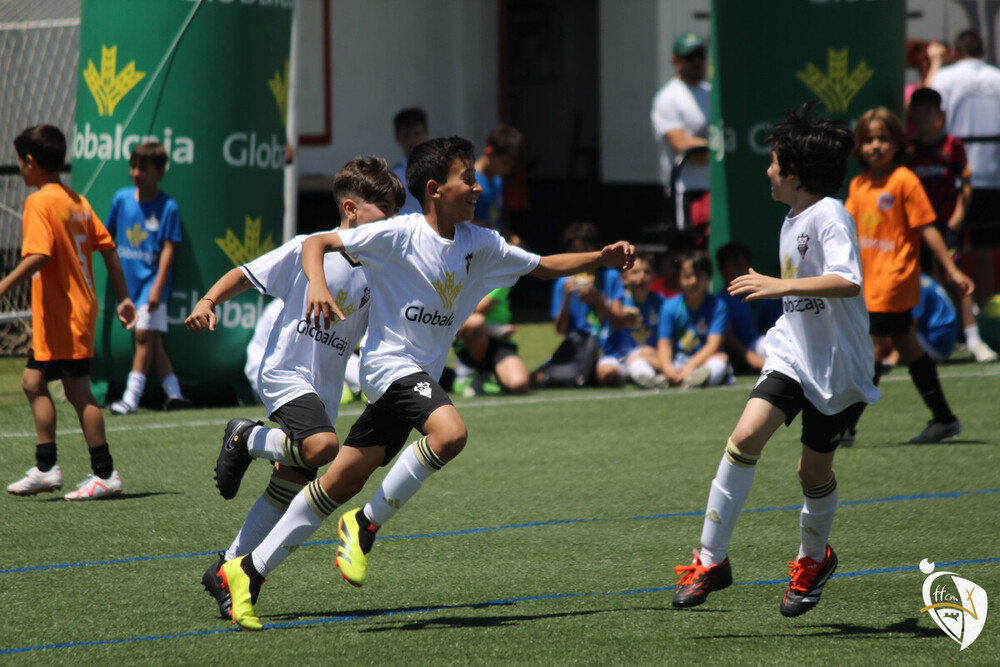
671, 103, 880, 617
218, 136, 635, 630
183, 156, 403, 619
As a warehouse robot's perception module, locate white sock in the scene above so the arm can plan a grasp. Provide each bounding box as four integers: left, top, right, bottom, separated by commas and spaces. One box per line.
161, 373, 183, 399
247, 426, 287, 463
964, 324, 983, 347
345, 354, 361, 394
700, 448, 757, 566
251, 487, 328, 577
799, 478, 838, 561
364, 438, 441, 527
705, 356, 729, 386
626, 357, 656, 385
225, 494, 285, 560
122, 371, 146, 408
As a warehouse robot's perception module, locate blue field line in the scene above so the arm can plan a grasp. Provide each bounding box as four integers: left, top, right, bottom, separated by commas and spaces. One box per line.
2, 488, 996, 576
2, 556, 997, 656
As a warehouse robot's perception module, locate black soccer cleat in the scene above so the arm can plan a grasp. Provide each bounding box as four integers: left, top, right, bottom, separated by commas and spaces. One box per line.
672, 548, 733, 608
215, 418, 261, 500
202, 552, 232, 619
780, 544, 838, 617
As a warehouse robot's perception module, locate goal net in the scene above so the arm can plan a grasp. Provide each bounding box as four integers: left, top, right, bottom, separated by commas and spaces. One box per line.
0, 0, 80, 354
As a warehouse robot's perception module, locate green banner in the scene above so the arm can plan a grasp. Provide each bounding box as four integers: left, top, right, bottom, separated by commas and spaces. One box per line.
708, 0, 905, 278
73, 0, 291, 405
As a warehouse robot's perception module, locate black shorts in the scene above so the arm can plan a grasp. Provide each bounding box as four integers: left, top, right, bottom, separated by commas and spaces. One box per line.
269, 393, 335, 442
26, 350, 90, 382
456, 337, 519, 373
869, 310, 914, 337
749, 370, 865, 453
343, 372, 453, 466
965, 188, 1000, 247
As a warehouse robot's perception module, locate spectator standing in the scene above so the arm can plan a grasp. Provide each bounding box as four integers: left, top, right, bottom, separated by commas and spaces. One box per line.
391, 107, 429, 215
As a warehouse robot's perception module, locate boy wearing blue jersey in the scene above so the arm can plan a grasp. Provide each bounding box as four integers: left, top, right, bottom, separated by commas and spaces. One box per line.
671, 104, 880, 617
603, 255, 667, 387
106, 142, 189, 414
657, 249, 730, 388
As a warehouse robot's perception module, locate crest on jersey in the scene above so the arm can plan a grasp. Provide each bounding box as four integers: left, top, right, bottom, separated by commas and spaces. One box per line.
919, 559, 988, 650
414, 381, 433, 399
797, 233, 809, 258
359, 287, 370, 309
878, 192, 895, 211
465, 252, 474, 272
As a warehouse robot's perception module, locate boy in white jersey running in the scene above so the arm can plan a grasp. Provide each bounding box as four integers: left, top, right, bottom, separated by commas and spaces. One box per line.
183, 157, 403, 619
671, 104, 880, 617
218, 136, 635, 631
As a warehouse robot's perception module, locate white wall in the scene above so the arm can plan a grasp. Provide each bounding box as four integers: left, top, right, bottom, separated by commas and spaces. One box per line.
598, 0, 709, 184
294, 0, 499, 180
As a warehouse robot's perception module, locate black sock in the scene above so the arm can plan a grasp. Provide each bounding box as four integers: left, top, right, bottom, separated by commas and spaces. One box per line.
358, 508, 379, 554
240, 555, 266, 604
88, 444, 114, 480
908, 354, 955, 423
35, 442, 57, 472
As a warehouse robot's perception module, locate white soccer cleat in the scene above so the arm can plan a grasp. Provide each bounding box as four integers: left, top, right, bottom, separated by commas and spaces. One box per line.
64, 470, 123, 501
7, 465, 63, 496
968, 339, 999, 363
109, 400, 137, 415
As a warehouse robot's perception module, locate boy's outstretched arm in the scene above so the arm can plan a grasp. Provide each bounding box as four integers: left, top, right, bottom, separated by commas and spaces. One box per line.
100, 248, 136, 330
729, 268, 858, 301
920, 225, 974, 296
185, 267, 253, 332
301, 232, 347, 328
530, 241, 635, 279
0, 253, 48, 298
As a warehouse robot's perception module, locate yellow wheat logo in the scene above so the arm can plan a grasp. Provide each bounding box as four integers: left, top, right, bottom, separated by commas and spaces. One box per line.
780, 254, 799, 280
215, 216, 277, 267
269, 60, 290, 124
334, 289, 356, 318
431, 271, 463, 310
125, 223, 148, 248
859, 210, 881, 236
796, 48, 873, 113
83, 45, 146, 117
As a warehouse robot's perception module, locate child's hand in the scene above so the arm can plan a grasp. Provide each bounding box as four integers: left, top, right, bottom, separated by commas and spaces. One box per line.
306, 282, 344, 329
946, 266, 975, 297
729, 268, 783, 301
185, 299, 217, 332
117, 298, 137, 330
600, 241, 636, 270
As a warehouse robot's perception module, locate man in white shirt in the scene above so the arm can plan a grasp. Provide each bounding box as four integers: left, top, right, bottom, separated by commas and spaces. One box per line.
651, 32, 711, 238
932, 29, 1000, 303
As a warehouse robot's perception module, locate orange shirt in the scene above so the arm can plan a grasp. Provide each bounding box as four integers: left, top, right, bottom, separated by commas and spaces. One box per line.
21, 183, 115, 360
845, 166, 936, 313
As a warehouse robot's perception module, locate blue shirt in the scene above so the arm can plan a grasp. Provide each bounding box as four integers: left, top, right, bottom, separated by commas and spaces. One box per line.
719, 290, 760, 348
604, 289, 666, 357
106, 187, 182, 306
658, 292, 727, 356
913, 274, 957, 359
551, 268, 625, 348
473, 171, 503, 231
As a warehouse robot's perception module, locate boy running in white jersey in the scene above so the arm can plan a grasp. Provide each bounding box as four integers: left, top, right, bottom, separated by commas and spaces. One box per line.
218, 136, 635, 630
183, 157, 403, 619
671, 104, 880, 617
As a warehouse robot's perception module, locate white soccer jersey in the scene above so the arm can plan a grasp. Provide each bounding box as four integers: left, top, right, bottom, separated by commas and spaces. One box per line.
336, 214, 540, 401
241, 234, 370, 423
761, 198, 880, 415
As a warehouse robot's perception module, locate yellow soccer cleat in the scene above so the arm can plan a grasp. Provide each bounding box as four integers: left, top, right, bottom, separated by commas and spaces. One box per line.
336, 508, 373, 587
219, 556, 264, 631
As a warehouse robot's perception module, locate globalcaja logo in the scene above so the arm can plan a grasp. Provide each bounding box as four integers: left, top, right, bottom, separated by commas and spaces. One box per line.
919, 559, 988, 650
125, 222, 149, 248
797, 48, 873, 113
221, 59, 288, 170
333, 289, 356, 319
269, 60, 289, 124
432, 271, 463, 310
215, 216, 277, 266
76, 45, 195, 164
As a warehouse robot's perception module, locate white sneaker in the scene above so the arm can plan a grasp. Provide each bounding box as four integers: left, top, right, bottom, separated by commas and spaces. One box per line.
7, 465, 63, 496
64, 470, 122, 500
109, 400, 137, 415
968, 339, 999, 363
681, 365, 712, 389
909, 420, 962, 444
